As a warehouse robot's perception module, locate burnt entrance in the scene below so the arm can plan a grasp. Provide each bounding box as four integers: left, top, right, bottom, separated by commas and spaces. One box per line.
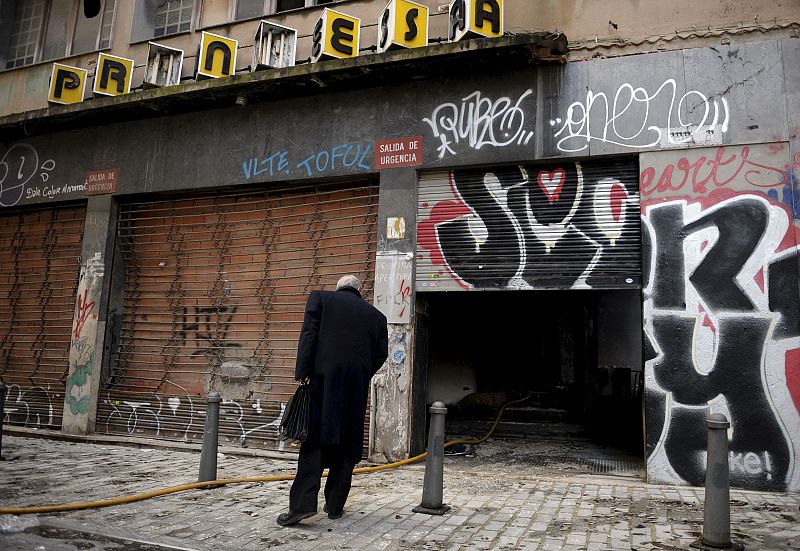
413, 289, 644, 476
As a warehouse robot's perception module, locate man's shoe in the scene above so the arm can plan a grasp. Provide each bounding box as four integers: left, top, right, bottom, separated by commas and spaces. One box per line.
323, 504, 343, 519
276, 510, 315, 526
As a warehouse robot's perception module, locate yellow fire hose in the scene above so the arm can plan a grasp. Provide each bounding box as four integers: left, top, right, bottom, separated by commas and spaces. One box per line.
0, 394, 532, 515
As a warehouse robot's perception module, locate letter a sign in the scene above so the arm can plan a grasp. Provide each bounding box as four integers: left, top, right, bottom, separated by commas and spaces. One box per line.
449, 0, 503, 42
312, 8, 361, 63
49, 63, 87, 105
93, 53, 134, 97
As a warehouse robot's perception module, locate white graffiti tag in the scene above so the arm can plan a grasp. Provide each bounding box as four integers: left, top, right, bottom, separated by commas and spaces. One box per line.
553, 79, 729, 153
424, 90, 535, 159
0, 144, 56, 207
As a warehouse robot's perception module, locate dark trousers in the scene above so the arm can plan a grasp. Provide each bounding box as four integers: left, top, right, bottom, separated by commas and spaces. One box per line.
289, 442, 356, 514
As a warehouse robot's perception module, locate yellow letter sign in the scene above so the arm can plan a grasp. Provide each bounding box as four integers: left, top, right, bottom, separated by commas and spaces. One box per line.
449, 0, 503, 42
197, 31, 238, 79
49, 63, 87, 105
93, 53, 134, 97
312, 8, 361, 63
377, 0, 428, 54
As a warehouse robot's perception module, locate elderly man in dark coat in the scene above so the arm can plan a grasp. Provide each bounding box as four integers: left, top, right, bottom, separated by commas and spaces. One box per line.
277, 274, 389, 526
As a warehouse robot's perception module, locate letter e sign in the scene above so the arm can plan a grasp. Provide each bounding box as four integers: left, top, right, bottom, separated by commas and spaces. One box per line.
311, 8, 361, 63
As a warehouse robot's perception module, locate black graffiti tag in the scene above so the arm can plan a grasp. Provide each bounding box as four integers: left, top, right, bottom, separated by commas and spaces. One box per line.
435, 163, 637, 289
644, 196, 799, 491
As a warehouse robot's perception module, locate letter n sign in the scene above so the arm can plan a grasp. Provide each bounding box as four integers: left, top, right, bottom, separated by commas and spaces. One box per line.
449, 0, 503, 42
93, 53, 134, 97
197, 31, 238, 79
377, 0, 428, 54
311, 8, 360, 63
49, 63, 87, 105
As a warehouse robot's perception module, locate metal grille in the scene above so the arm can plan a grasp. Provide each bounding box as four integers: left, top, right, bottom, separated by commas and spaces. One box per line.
0, 205, 86, 429
99, 0, 116, 49
416, 158, 642, 291
99, 182, 379, 452
4, 0, 45, 69
153, 0, 194, 37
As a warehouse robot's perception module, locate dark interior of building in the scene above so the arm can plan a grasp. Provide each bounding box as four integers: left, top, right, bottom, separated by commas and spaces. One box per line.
414, 290, 644, 467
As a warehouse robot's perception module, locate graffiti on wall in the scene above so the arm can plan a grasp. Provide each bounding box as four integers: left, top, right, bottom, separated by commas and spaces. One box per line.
643, 145, 800, 492
0, 144, 64, 207
553, 78, 729, 153
103, 392, 286, 448
374, 252, 413, 323
2, 384, 56, 428
242, 141, 372, 180
417, 161, 641, 290
65, 253, 103, 420
424, 90, 535, 159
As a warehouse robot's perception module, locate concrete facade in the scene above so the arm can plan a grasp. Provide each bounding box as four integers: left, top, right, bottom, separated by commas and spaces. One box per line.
0, 1, 798, 492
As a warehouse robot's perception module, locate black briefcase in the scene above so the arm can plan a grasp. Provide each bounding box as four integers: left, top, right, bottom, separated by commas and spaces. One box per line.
280, 382, 311, 444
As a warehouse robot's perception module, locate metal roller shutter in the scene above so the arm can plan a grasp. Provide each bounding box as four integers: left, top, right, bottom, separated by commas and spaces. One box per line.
0, 205, 86, 429
98, 181, 379, 454
416, 158, 641, 291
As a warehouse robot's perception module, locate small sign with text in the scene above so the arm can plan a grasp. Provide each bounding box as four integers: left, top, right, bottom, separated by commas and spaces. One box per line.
85, 168, 118, 195
375, 136, 423, 169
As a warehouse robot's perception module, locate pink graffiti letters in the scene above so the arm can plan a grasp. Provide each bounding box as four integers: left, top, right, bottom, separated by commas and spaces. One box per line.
640, 146, 794, 196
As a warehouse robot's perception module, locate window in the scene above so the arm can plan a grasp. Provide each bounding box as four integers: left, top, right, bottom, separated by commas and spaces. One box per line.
131, 0, 196, 43
0, 0, 116, 70
198, 0, 336, 27
276, 0, 335, 12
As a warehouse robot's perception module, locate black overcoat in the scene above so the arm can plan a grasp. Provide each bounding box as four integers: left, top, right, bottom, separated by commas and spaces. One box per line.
294, 287, 389, 462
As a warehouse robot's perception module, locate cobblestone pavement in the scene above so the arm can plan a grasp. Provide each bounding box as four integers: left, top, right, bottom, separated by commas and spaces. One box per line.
1, 434, 799, 551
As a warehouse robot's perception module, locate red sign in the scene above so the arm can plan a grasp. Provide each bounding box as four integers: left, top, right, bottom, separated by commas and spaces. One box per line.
85, 168, 118, 195
375, 136, 423, 169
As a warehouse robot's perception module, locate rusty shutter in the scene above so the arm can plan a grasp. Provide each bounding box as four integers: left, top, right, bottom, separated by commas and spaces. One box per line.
416, 158, 641, 291
98, 181, 379, 454
0, 205, 85, 429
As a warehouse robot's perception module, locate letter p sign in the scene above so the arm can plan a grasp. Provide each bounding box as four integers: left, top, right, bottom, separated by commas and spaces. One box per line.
49, 63, 87, 105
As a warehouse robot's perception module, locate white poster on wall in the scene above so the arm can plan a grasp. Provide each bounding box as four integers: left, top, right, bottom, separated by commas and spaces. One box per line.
374, 252, 413, 324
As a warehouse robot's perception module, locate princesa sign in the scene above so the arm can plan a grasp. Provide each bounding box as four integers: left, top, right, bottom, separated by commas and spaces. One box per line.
47, 0, 503, 105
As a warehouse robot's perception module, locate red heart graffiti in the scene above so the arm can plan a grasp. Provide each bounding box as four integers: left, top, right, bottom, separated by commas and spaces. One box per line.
537, 169, 566, 204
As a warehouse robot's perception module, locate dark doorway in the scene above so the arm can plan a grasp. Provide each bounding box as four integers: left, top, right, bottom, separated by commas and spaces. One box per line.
414, 289, 644, 473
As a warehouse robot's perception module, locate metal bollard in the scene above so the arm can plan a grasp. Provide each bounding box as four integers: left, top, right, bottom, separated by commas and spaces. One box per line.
0, 382, 6, 458
413, 401, 450, 515
702, 413, 732, 549
198, 392, 221, 484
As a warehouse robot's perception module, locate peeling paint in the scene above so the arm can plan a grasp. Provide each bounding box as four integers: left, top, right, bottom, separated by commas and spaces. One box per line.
370, 324, 411, 462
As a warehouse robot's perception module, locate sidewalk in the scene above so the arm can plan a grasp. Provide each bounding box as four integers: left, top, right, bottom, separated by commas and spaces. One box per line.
1, 433, 799, 551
